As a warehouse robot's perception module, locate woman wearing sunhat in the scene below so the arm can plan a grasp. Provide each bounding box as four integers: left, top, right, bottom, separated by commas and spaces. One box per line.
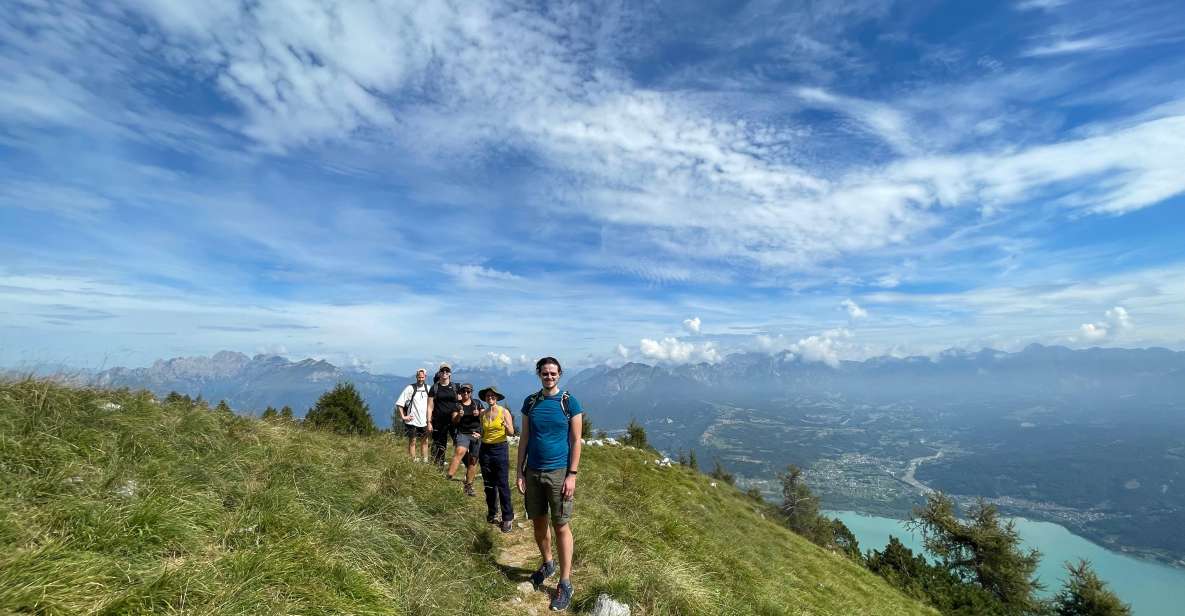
478, 385, 516, 533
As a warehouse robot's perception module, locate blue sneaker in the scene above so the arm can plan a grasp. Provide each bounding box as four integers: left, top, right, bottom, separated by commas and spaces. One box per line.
530, 560, 556, 589
550, 579, 573, 611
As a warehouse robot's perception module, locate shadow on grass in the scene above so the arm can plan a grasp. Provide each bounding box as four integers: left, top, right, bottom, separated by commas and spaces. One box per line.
494, 561, 535, 583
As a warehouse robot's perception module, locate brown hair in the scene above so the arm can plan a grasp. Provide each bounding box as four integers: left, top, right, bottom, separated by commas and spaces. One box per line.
535, 356, 562, 376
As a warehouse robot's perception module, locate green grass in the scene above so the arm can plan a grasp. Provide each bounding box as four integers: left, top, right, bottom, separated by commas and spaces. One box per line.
0, 380, 935, 615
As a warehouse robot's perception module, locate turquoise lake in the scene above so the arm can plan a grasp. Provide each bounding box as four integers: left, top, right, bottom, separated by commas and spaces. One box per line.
827, 510, 1185, 616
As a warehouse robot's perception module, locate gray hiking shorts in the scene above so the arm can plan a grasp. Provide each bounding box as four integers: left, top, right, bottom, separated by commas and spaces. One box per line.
524, 467, 573, 526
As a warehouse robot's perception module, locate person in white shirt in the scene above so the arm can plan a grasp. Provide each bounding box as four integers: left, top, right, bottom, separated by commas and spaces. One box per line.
395, 368, 430, 462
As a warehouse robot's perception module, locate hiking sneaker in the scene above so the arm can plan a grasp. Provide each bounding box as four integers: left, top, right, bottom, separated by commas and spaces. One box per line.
500, 519, 514, 533
463, 482, 476, 497
550, 579, 573, 611
487, 515, 499, 524
529, 560, 556, 589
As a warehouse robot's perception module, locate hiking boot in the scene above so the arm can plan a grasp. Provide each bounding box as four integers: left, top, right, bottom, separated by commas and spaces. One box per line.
463, 482, 476, 497
529, 560, 556, 589
500, 519, 513, 533
550, 579, 573, 611
487, 514, 499, 524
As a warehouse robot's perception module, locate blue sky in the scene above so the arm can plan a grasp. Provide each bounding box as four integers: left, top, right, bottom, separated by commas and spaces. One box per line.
2, 0, 1184, 373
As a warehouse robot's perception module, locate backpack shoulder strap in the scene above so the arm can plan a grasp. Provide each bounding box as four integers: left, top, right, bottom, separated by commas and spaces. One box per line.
523, 390, 543, 416
523, 390, 573, 419
560, 391, 571, 420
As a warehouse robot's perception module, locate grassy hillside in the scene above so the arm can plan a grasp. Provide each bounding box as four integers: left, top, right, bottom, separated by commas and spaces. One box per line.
0, 380, 935, 615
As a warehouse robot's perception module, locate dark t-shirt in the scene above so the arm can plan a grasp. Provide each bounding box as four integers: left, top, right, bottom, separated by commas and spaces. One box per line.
456, 400, 483, 433
429, 382, 460, 425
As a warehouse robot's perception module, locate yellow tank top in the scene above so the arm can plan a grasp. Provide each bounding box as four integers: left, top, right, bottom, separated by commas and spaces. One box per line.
481, 405, 509, 444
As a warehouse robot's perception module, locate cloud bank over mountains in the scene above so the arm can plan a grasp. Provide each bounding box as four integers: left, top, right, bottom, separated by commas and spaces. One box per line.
1, 0, 1183, 372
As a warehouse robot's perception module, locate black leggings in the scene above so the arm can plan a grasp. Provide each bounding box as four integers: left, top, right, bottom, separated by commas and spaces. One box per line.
479, 441, 513, 521
430, 418, 453, 465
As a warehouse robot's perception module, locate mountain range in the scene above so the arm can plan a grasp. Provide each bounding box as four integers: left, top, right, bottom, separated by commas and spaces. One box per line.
74, 343, 1185, 431
15, 344, 1184, 561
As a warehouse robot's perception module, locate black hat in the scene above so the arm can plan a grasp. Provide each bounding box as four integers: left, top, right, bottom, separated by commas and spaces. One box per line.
477, 386, 505, 401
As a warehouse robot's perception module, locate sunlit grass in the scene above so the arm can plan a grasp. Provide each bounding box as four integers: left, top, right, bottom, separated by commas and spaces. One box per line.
0, 379, 933, 615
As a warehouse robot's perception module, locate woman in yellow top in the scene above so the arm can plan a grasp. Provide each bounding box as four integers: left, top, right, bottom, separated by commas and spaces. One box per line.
478, 386, 516, 533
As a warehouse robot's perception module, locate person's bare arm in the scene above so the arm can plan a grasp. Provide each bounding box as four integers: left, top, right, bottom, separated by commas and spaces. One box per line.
503, 408, 515, 436
562, 414, 582, 499
426, 396, 434, 432
515, 415, 529, 494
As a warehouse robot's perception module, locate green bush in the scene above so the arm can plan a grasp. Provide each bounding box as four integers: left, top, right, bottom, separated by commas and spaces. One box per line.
303, 382, 376, 435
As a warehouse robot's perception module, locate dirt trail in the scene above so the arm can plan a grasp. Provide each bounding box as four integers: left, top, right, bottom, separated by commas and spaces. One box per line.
495, 520, 563, 614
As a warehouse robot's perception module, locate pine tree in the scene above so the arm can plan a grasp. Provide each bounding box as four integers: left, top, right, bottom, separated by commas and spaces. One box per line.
261, 406, 278, 420
909, 493, 1043, 613
581, 415, 593, 439
1054, 560, 1131, 616
215, 399, 233, 414
710, 458, 735, 485
830, 518, 861, 560
164, 391, 191, 405
304, 382, 377, 435
280, 405, 294, 420
687, 448, 698, 471
623, 418, 650, 450
779, 465, 819, 533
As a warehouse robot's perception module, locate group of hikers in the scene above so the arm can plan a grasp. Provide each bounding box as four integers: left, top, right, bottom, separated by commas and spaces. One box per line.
393, 356, 584, 612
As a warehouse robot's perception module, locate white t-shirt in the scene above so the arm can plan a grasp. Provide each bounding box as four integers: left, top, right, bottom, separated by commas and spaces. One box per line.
396, 383, 429, 427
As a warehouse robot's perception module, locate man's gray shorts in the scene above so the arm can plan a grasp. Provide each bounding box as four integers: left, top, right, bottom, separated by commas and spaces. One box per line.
524, 467, 573, 525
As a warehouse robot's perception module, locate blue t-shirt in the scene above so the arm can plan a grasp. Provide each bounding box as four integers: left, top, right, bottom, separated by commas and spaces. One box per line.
522, 392, 583, 471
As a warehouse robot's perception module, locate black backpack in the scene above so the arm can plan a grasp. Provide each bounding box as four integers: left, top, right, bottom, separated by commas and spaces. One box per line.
522, 389, 572, 419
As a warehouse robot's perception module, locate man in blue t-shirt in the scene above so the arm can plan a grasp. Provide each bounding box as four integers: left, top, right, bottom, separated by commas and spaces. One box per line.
515, 356, 582, 612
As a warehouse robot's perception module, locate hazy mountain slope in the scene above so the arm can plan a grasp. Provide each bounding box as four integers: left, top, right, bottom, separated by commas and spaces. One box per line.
92, 353, 542, 428
0, 379, 936, 615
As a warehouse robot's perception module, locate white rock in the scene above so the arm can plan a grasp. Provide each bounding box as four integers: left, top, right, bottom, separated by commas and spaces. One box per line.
710, 482, 718, 488
98, 401, 121, 412
604, 437, 618, 445
517, 581, 535, 595
115, 479, 138, 498
590, 594, 631, 616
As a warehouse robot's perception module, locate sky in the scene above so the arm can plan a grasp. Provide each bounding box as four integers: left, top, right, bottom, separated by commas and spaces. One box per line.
2, 0, 1184, 374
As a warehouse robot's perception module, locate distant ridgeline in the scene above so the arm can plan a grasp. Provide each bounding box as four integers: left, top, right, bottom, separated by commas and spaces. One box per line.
0, 378, 1134, 615
85, 345, 1185, 566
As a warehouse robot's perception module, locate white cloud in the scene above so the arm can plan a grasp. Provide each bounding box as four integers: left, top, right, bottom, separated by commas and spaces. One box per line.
841, 299, 868, 319
1024, 37, 1113, 57
615, 344, 630, 358
442, 264, 522, 288
790, 328, 853, 368
1105, 305, 1132, 330
638, 337, 721, 364
751, 328, 856, 368
1015, 0, 1070, 10
682, 316, 702, 334
1079, 322, 1108, 341
796, 86, 917, 154
1078, 306, 1134, 343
